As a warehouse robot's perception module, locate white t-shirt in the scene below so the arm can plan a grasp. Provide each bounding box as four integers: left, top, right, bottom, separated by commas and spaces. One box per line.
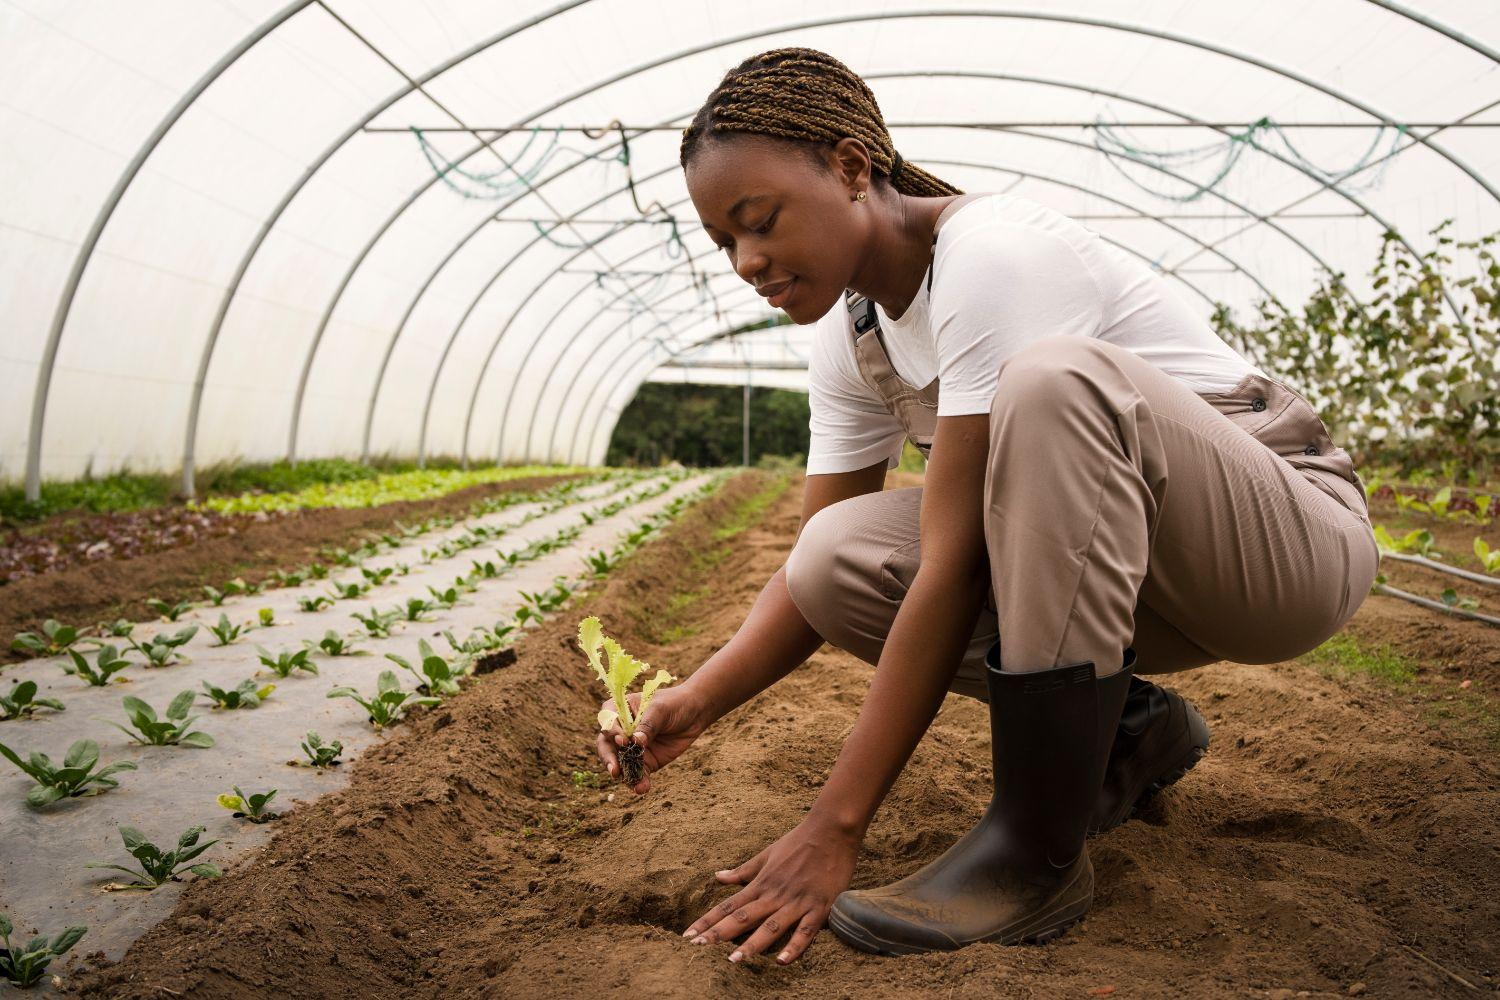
805, 192, 1264, 475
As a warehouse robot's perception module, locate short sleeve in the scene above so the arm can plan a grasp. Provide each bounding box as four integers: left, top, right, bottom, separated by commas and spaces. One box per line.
929, 223, 1105, 416
805, 303, 906, 475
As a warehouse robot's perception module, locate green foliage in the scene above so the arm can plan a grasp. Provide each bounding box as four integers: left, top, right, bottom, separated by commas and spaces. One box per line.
10, 619, 88, 657
297, 594, 334, 613
327, 670, 440, 729
351, 607, 400, 638
0, 738, 136, 807
0, 913, 87, 988
0, 681, 65, 720
577, 616, 673, 738
145, 598, 192, 622
1301, 632, 1416, 684
1474, 537, 1500, 574
299, 731, 343, 768
86, 824, 222, 889
106, 691, 215, 747
99, 618, 134, 638
217, 785, 277, 822
194, 464, 588, 514
257, 608, 276, 627
255, 646, 318, 679
207, 613, 246, 646
606, 382, 809, 467
399, 597, 435, 622
385, 639, 462, 698
62, 645, 131, 686
330, 580, 370, 600
305, 630, 360, 657
128, 625, 198, 667
201, 678, 275, 710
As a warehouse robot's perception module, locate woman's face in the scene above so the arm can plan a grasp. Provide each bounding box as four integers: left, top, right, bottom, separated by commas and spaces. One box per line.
686, 136, 867, 326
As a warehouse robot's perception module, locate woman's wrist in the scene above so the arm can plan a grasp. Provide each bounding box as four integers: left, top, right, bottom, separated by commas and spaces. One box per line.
804, 799, 869, 846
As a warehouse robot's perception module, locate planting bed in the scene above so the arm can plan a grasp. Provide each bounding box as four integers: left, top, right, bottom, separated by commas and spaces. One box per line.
4, 471, 1497, 998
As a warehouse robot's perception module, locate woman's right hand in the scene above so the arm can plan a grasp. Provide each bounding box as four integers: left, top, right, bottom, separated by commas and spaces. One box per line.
595, 683, 713, 795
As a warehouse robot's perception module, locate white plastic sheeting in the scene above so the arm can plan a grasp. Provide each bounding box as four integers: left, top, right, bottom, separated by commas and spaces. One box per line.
2, 0, 1497, 494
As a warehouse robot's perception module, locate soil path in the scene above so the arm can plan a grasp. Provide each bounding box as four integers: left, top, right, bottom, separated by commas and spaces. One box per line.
65, 472, 1499, 998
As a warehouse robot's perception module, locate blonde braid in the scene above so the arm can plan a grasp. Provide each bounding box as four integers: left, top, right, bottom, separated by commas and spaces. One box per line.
680, 47, 962, 197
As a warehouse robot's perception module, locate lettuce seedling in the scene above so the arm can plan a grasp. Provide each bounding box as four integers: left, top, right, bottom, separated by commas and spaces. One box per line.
307, 563, 330, 580
298, 731, 343, 768
0, 681, 65, 720
201, 678, 275, 710
360, 565, 394, 587
217, 785, 278, 823
105, 692, 215, 747
207, 613, 246, 646
327, 670, 439, 729
297, 594, 333, 613
257, 607, 276, 627
385, 639, 461, 698
145, 598, 192, 622
99, 618, 135, 639
331, 580, 370, 600
400, 597, 435, 622
255, 645, 318, 679
86, 824, 222, 889
0, 914, 86, 988
200, 584, 230, 606
129, 625, 198, 667
62, 645, 131, 686
425, 585, 461, 610
10, 619, 88, 657
351, 607, 400, 638
577, 616, 674, 787
305, 630, 360, 657
0, 738, 136, 807
269, 568, 307, 587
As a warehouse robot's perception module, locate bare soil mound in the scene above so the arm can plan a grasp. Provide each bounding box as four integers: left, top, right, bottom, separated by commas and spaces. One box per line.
66, 472, 1498, 998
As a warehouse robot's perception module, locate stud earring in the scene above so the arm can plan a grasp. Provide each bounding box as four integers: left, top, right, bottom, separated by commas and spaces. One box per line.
854, 190, 866, 202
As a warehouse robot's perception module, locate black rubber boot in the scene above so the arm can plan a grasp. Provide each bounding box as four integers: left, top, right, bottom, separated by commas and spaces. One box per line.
828, 644, 1135, 956
1089, 676, 1211, 835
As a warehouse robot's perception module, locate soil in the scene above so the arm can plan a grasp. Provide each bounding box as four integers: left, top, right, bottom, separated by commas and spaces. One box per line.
57, 471, 1500, 998
0, 474, 581, 665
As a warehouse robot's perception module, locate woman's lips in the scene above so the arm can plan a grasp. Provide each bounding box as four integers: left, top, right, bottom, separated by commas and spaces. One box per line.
767, 278, 796, 309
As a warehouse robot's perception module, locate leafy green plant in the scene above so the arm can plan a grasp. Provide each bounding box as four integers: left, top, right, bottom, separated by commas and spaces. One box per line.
201, 678, 275, 710
86, 825, 221, 889
62, 645, 131, 686
257, 607, 276, 627
10, 619, 88, 657
327, 670, 439, 729
425, 585, 461, 609
351, 607, 400, 638
0, 738, 136, 807
359, 565, 394, 587
128, 625, 199, 667
297, 594, 334, 613
330, 580, 370, 601
297, 731, 343, 768
105, 692, 214, 747
0, 914, 86, 988
385, 640, 462, 698
1475, 537, 1500, 574
255, 646, 318, 679
400, 597, 435, 622
207, 613, 247, 646
200, 584, 231, 606
1440, 587, 1481, 611
145, 598, 193, 622
577, 616, 673, 786
270, 568, 307, 587
306, 563, 330, 580
582, 550, 616, 577
217, 785, 278, 823
0, 681, 65, 721
305, 630, 360, 657
99, 618, 134, 639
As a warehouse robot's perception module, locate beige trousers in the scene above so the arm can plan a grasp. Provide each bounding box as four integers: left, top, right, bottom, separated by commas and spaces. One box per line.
786, 336, 1381, 698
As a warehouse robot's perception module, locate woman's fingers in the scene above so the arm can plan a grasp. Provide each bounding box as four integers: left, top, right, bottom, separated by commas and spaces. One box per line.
715, 847, 769, 885
773, 910, 825, 965
727, 902, 804, 963
689, 894, 779, 947
682, 884, 757, 941
595, 729, 618, 777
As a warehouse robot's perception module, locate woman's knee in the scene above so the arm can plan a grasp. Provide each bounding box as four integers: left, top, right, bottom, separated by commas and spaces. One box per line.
992, 336, 1119, 415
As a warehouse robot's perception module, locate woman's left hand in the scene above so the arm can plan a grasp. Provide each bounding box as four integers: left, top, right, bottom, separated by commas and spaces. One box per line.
682, 813, 860, 965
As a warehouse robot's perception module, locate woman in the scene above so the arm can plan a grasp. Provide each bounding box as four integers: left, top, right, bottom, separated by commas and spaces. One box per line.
593, 47, 1379, 965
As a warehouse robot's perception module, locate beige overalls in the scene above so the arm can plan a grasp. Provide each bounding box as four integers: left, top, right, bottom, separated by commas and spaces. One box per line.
785, 196, 1381, 697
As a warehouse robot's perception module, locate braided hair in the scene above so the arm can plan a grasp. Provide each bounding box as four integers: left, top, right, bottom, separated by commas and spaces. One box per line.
679, 47, 963, 198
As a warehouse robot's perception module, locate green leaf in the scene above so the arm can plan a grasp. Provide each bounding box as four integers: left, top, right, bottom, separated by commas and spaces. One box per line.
166, 689, 197, 720
177, 731, 215, 749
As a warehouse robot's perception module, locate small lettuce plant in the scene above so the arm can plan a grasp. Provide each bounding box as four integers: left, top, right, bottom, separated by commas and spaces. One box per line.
577, 616, 673, 787
10, 620, 88, 657
86, 825, 222, 890
0, 681, 64, 721
296, 731, 343, 769
255, 646, 318, 679
201, 679, 275, 710
105, 692, 214, 748
0, 914, 86, 988
0, 738, 136, 807
385, 640, 461, 698
62, 645, 131, 686
217, 786, 278, 823
327, 670, 438, 729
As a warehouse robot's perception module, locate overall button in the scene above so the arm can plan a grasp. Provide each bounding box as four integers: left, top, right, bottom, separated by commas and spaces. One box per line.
1304, 444, 1320, 455
1250, 397, 1267, 412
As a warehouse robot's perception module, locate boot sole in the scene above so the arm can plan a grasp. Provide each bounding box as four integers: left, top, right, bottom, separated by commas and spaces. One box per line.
827, 868, 1093, 957
1087, 697, 1211, 837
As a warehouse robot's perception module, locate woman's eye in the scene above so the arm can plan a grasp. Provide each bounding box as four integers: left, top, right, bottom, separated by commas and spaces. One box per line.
755, 214, 777, 235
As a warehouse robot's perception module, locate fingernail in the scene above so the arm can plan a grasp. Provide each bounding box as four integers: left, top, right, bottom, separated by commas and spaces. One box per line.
692, 936, 706, 945
777, 951, 790, 963
716, 869, 730, 877
729, 951, 742, 963
681, 929, 693, 938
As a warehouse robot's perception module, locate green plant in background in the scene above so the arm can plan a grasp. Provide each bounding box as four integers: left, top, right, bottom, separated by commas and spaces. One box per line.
255, 646, 318, 679
128, 625, 198, 667
10, 620, 89, 657
1440, 587, 1481, 611
578, 615, 674, 787
61, 645, 131, 686
298, 731, 343, 768
399, 597, 435, 622
86, 825, 222, 889
297, 594, 333, 613
98, 619, 134, 639
201, 679, 275, 710
359, 565, 394, 587
207, 613, 247, 646
105, 692, 214, 747
425, 585, 462, 610
0, 681, 65, 720
1475, 538, 1500, 574
0, 738, 136, 807
327, 670, 440, 729
257, 607, 276, 627
145, 598, 192, 622
270, 568, 307, 587
385, 639, 462, 698
330, 580, 370, 600
351, 607, 400, 638
0, 914, 86, 988
217, 786, 278, 823
305, 630, 360, 657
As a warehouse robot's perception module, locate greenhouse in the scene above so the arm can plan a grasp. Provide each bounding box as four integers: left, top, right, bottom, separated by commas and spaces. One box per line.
1, 1, 1496, 996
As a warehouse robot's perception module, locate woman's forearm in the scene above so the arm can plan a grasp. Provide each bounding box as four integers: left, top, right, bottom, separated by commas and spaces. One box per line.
681, 564, 827, 725
806, 563, 987, 842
